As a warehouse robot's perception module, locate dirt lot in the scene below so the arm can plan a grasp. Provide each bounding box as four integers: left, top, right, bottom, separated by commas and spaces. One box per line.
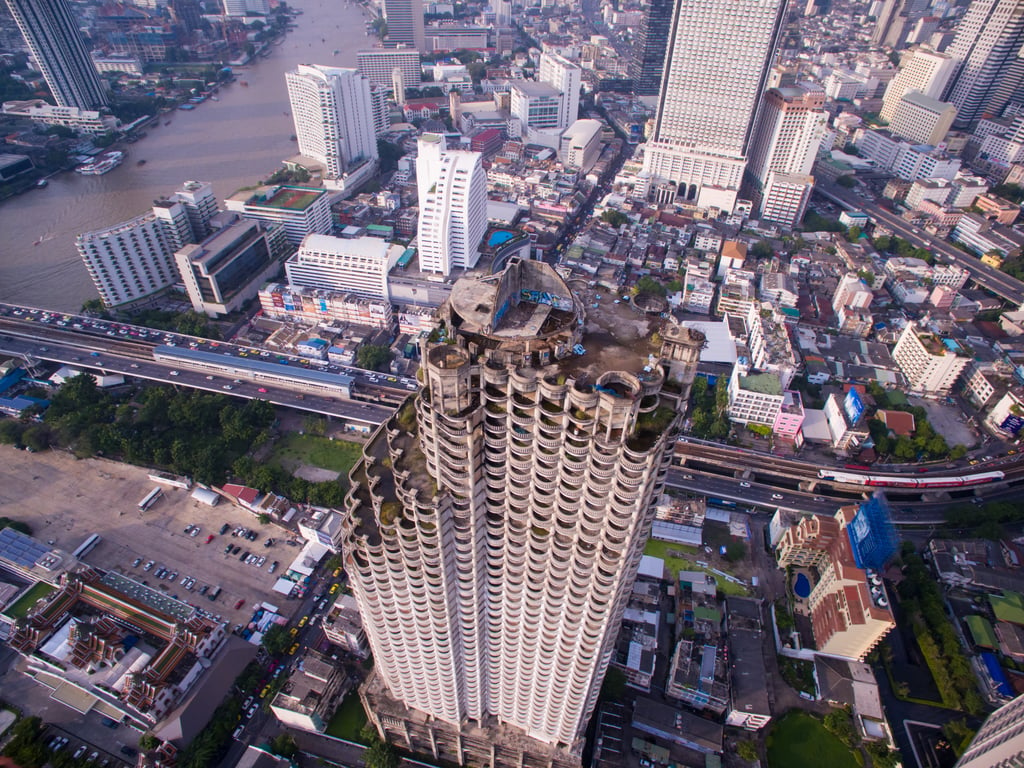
0, 446, 299, 626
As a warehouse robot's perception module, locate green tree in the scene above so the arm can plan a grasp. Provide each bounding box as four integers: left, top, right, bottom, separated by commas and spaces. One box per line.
725, 541, 747, 562
635, 275, 666, 297
736, 740, 758, 762
269, 733, 299, 758
600, 209, 629, 228
752, 240, 774, 259
139, 734, 161, 751
847, 225, 862, 240
357, 344, 391, 372
363, 739, 399, 768
261, 624, 291, 656
836, 174, 857, 188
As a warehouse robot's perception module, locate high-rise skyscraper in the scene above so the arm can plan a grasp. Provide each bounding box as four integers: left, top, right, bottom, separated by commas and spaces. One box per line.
643, 0, 787, 212
538, 52, 582, 133
416, 137, 487, 274
943, 0, 1024, 127
4, 0, 108, 110
870, 0, 930, 50
628, 0, 674, 96
382, 0, 425, 52
345, 258, 681, 768
744, 83, 827, 225
880, 46, 956, 122
286, 64, 379, 191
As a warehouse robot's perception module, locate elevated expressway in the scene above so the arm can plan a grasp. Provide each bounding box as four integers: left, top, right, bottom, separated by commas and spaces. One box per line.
0, 315, 400, 427
670, 438, 1024, 525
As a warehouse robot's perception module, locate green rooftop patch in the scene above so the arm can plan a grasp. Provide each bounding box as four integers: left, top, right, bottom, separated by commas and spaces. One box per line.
4, 582, 55, 620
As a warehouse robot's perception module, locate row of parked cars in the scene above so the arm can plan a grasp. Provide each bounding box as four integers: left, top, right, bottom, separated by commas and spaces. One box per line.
45, 733, 130, 766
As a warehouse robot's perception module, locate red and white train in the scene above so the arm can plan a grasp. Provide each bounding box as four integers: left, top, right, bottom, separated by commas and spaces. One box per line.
818, 469, 1005, 488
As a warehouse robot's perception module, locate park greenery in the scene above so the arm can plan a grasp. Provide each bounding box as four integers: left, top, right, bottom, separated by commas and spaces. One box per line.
864, 383, 967, 462
687, 375, 730, 441
0, 374, 274, 485
801, 211, 847, 233
872, 234, 934, 264
356, 344, 392, 372
946, 499, 1024, 540
897, 544, 984, 715
600, 208, 630, 228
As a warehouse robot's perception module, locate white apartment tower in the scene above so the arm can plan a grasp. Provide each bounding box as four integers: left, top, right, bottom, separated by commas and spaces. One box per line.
880, 47, 956, 122
942, 0, 1024, 127
346, 259, 679, 768
643, 0, 787, 212
77, 203, 193, 308
538, 52, 582, 134
417, 150, 487, 274
173, 180, 218, 240
285, 234, 398, 301
892, 321, 970, 395
745, 84, 826, 225
887, 91, 957, 145
356, 48, 421, 90
286, 64, 379, 189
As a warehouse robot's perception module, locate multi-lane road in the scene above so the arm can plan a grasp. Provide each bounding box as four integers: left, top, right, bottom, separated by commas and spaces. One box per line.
0, 306, 404, 426
816, 182, 1024, 306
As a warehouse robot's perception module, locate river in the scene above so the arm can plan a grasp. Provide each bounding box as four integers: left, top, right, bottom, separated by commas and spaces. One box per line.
0, 0, 375, 312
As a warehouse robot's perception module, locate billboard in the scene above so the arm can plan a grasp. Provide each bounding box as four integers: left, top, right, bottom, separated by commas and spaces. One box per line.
844, 388, 865, 425
1000, 414, 1024, 435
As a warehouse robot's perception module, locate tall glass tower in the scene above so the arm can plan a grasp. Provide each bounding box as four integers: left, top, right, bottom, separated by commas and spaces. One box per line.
4, 0, 108, 109
344, 260, 682, 768
629, 0, 674, 96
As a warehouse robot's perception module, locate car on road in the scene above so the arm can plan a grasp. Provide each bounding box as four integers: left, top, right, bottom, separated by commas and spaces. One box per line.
73, 746, 87, 759
290, 627, 299, 637
258, 387, 268, 393
243, 696, 254, 710
143, 560, 154, 571
739, 481, 751, 488
298, 615, 308, 627
247, 704, 258, 719
289, 643, 300, 655
132, 557, 142, 567
235, 598, 245, 609
219, 523, 231, 535
813, 496, 825, 502
169, 370, 179, 376
771, 493, 784, 500
329, 583, 340, 595
269, 561, 279, 574
260, 685, 271, 698
206, 534, 215, 544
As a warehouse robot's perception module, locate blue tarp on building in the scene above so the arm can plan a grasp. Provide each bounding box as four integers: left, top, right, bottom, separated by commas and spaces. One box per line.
981, 652, 1013, 697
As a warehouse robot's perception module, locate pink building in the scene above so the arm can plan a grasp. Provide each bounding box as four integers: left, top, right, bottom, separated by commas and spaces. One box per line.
773, 390, 805, 444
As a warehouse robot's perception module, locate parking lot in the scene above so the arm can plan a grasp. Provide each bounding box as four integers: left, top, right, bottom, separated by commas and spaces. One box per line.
0, 446, 300, 627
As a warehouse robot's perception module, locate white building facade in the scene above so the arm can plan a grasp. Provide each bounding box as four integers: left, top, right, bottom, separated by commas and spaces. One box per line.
284, 234, 398, 300
417, 150, 487, 275
643, 0, 787, 212
286, 64, 379, 190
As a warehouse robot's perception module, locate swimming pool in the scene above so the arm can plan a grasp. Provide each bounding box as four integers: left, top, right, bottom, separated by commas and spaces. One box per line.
488, 230, 515, 248
794, 572, 811, 599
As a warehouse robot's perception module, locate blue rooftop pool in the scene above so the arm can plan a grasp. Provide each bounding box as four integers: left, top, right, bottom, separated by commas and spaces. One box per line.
488, 230, 515, 248
794, 572, 811, 599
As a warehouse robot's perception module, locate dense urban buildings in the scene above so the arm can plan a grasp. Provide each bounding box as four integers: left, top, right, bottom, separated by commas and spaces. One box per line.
3, 0, 108, 110
643, 0, 787, 211
285, 64, 379, 192
345, 260, 684, 768
943, 0, 1024, 127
